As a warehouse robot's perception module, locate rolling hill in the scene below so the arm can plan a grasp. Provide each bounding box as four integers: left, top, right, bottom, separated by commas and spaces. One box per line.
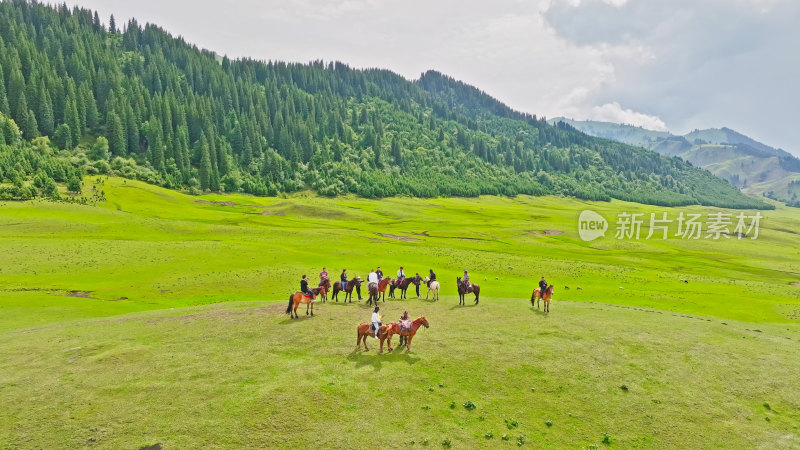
0, 1, 769, 209
552, 118, 800, 207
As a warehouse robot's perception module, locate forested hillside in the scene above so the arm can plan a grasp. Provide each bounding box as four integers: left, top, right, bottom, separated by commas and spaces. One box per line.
0, 0, 770, 208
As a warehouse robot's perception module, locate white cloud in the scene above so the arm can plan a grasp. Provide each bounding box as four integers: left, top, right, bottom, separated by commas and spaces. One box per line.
586, 102, 669, 131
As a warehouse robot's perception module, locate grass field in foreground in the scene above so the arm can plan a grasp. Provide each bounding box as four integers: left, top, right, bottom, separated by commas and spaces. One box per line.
1, 298, 799, 448
1, 176, 800, 448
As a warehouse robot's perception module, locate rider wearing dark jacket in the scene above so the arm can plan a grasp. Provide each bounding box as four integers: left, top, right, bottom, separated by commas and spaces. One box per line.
376, 267, 383, 280
539, 277, 548, 293
301, 275, 313, 297
429, 269, 436, 282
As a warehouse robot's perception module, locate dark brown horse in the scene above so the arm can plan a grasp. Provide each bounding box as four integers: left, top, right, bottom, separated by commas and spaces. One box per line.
356, 322, 392, 354
457, 277, 480, 305
367, 277, 392, 305
389, 275, 420, 300
333, 277, 361, 303
286, 287, 322, 319
384, 316, 430, 352
318, 278, 331, 302
531, 285, 554, 313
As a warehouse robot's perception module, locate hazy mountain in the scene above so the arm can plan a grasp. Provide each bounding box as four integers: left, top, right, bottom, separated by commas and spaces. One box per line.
552, 118, 800, 207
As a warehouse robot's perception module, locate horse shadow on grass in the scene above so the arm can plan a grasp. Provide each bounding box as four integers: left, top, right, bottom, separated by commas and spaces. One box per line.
449, 303, 479, 310
529, 306, 550, 317
346, 347, 421, 370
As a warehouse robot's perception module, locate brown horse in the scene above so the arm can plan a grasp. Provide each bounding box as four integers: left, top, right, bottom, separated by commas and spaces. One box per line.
385, 316, 430, 352
286, 287, 321, 319
377, 277, 392, 302
457, 277, 480, 305
389, 275, 420, 299
318, 278, 331, 303
355, 322, 392, 354
333, 277, 361, 303
531, 285, 554, 312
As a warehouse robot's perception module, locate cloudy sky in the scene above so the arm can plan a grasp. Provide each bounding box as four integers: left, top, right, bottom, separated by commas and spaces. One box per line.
66, 0, 799, 153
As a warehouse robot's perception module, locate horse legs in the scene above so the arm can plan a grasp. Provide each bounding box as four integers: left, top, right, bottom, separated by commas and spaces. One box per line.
405, 335, 414, 351
475, 293, 479, 305
310, 302, 314, 316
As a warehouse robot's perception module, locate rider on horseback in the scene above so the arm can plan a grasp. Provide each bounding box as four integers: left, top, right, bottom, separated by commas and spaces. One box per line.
301, 275, 314, 299
429, 269, 436, 282
397, 266, 405, 282
371, 306, 382, 339
376, 266, 383, 280
462, 270, 470, 286
367, 268, 379, 292
340, 269, 348, 288
319, 267, 328, 284
539, 276, 548, 294
401, 309, 412, 326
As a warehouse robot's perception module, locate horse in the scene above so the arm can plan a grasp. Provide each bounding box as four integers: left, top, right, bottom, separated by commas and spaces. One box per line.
367, 281, 380, 305
377, 276, 392, 302
286, 287, 322, 319
457, 277, 480, 305
531, 285, 554, 313
318, 278, 331, 303
384, 316, 430, 352
389, 275, 420, 299
355, 322, 393, 354
423, 277, 440, 301
333, 277, 361, 302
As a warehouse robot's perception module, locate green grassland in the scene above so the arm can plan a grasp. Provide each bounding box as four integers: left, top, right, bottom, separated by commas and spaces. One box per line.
2, 177, 800, 448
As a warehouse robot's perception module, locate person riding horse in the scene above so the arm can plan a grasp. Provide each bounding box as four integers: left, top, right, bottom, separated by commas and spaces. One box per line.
376, 266, 383, 280
539, 276, 548, 294
462, 270, 470, 287
371, 306, 383, 339
319, 267, 329, 284
396, 266, 406, 284
300, 275, 314, 299
428, 269, 436, 282
340, 269, 348, 288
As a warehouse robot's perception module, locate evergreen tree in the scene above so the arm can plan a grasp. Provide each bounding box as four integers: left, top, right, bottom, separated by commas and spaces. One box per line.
0, 70, 10, 116
21, 109, 39, 140
199, 138, 212, 191
107, 112, 126, 156
37, 82, 54, 135
109, 14, 116, 33
88, 136, 109, 161
391, 135, 402, 166
53, 123, 72, 150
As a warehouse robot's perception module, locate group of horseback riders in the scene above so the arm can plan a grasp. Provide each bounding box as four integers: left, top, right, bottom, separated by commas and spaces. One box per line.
301, 266, 440, 300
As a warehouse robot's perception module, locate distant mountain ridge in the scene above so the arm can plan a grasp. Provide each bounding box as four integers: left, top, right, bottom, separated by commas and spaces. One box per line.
551, 118, 800, 207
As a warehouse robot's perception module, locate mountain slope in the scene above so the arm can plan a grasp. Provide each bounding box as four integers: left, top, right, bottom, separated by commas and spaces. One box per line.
553, 118, 800, 206
0, 1, 769, 208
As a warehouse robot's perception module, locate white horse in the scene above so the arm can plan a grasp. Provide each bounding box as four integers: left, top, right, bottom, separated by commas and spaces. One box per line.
423, 277, 440, 301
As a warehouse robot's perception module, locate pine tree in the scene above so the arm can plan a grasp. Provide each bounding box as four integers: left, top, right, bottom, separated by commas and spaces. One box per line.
199, 138, 212, 191
391, 135, 402, 165
0, 70, 9, 115
64, 85, 81, 147
53, 123, 72, 150
109, 14, 116, 33
21, 109, 39, 140
37, 82, 54, 135
9, 69, 27, 126
107, 112, 126, 156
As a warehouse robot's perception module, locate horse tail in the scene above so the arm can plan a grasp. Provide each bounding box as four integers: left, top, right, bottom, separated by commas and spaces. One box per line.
286, 294, 294, 314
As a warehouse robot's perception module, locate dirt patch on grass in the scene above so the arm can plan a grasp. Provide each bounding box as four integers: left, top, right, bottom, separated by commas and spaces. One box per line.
413, 231, 431, 237
377, 233, 420, 242
261, 210, 286, 216
790, 282, 800, 287
64, 290, 95, 299
528, 229, 564, 236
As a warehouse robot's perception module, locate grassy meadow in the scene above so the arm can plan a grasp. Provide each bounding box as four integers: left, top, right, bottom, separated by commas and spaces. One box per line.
1, 176, 800, 448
